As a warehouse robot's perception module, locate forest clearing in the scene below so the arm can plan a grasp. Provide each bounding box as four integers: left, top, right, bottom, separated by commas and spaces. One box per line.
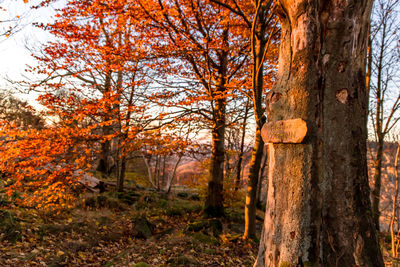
0, 186, 261, 266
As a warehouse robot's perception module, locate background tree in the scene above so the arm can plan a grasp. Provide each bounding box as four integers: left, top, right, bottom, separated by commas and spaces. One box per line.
369, 0, 400, 231
0, 91, 43, 129
137, 0, 250, 217
210, 0, 278, 239
255, 0, 383, 265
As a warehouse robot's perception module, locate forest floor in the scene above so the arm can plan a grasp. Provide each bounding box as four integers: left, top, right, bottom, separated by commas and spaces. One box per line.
0, 188, 263, 266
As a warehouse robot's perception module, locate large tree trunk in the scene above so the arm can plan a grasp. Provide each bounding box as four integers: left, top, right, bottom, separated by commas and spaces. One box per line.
255, 1, 383, 266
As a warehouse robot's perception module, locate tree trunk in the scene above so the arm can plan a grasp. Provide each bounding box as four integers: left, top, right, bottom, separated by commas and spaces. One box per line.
372, 140, 384, 231
117, 156, 126, 192
390, 142, 400, 259
205, 98, 226, 217
97, 71, 114, 177
255, 1, 383, 266
243, 7, 267, 239
244, 129, 264, 239
256, 147, 268, 206
204, 26, 229, 218
205, 103, 226, 217
235, 99, 250, 191
371, 14, 387, 231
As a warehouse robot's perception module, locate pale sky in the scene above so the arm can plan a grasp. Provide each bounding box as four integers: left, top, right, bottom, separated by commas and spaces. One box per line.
0, 0, 60, 100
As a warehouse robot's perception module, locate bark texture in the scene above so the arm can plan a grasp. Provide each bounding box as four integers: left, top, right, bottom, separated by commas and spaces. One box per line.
255, 1, 383, 266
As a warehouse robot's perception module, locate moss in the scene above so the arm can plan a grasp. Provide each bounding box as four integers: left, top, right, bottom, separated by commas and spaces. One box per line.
156, 199, 168, 208
191, 232, 219, 245
167, 255, 200, 266
116, 191, 140, 205
125, 172, 152, 188
204, 248, 216, 254
167, 207, 184, 216
167, 200, 202, 216
187, 220, 208, 232
133, 215, 153, 239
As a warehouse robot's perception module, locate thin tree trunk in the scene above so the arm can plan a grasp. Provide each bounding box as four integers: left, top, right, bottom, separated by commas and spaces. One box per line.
117, 156, 126, 192
372, 140, 384, 231
235, 99, 250, 191
255, 1, 383, 266
391, 142, 400, 259
166, 155, 183, 194
142, 153, 156, 188
244, 130, 264, 239
371, 17, 387, 231
243, 6, 267, 239
366, 34, 372, 104
256, 147, 268, 206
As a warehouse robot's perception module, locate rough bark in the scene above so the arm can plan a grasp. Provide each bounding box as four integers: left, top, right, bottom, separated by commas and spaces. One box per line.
255, 1, 383, 266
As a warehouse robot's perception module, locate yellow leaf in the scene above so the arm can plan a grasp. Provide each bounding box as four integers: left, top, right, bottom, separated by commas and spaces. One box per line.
57, 250, 64, 256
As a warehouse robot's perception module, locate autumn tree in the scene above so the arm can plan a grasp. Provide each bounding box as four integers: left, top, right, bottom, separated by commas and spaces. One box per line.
0, 105, 97, 210
369, 0, 400, 231
210, 0, 278, 239
137, 0, 250, 216
255, 0, 383, 266
26, 0, 161, 192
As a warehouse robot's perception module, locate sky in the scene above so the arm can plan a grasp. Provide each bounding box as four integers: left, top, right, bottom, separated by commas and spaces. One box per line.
0, 0, 60, 102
